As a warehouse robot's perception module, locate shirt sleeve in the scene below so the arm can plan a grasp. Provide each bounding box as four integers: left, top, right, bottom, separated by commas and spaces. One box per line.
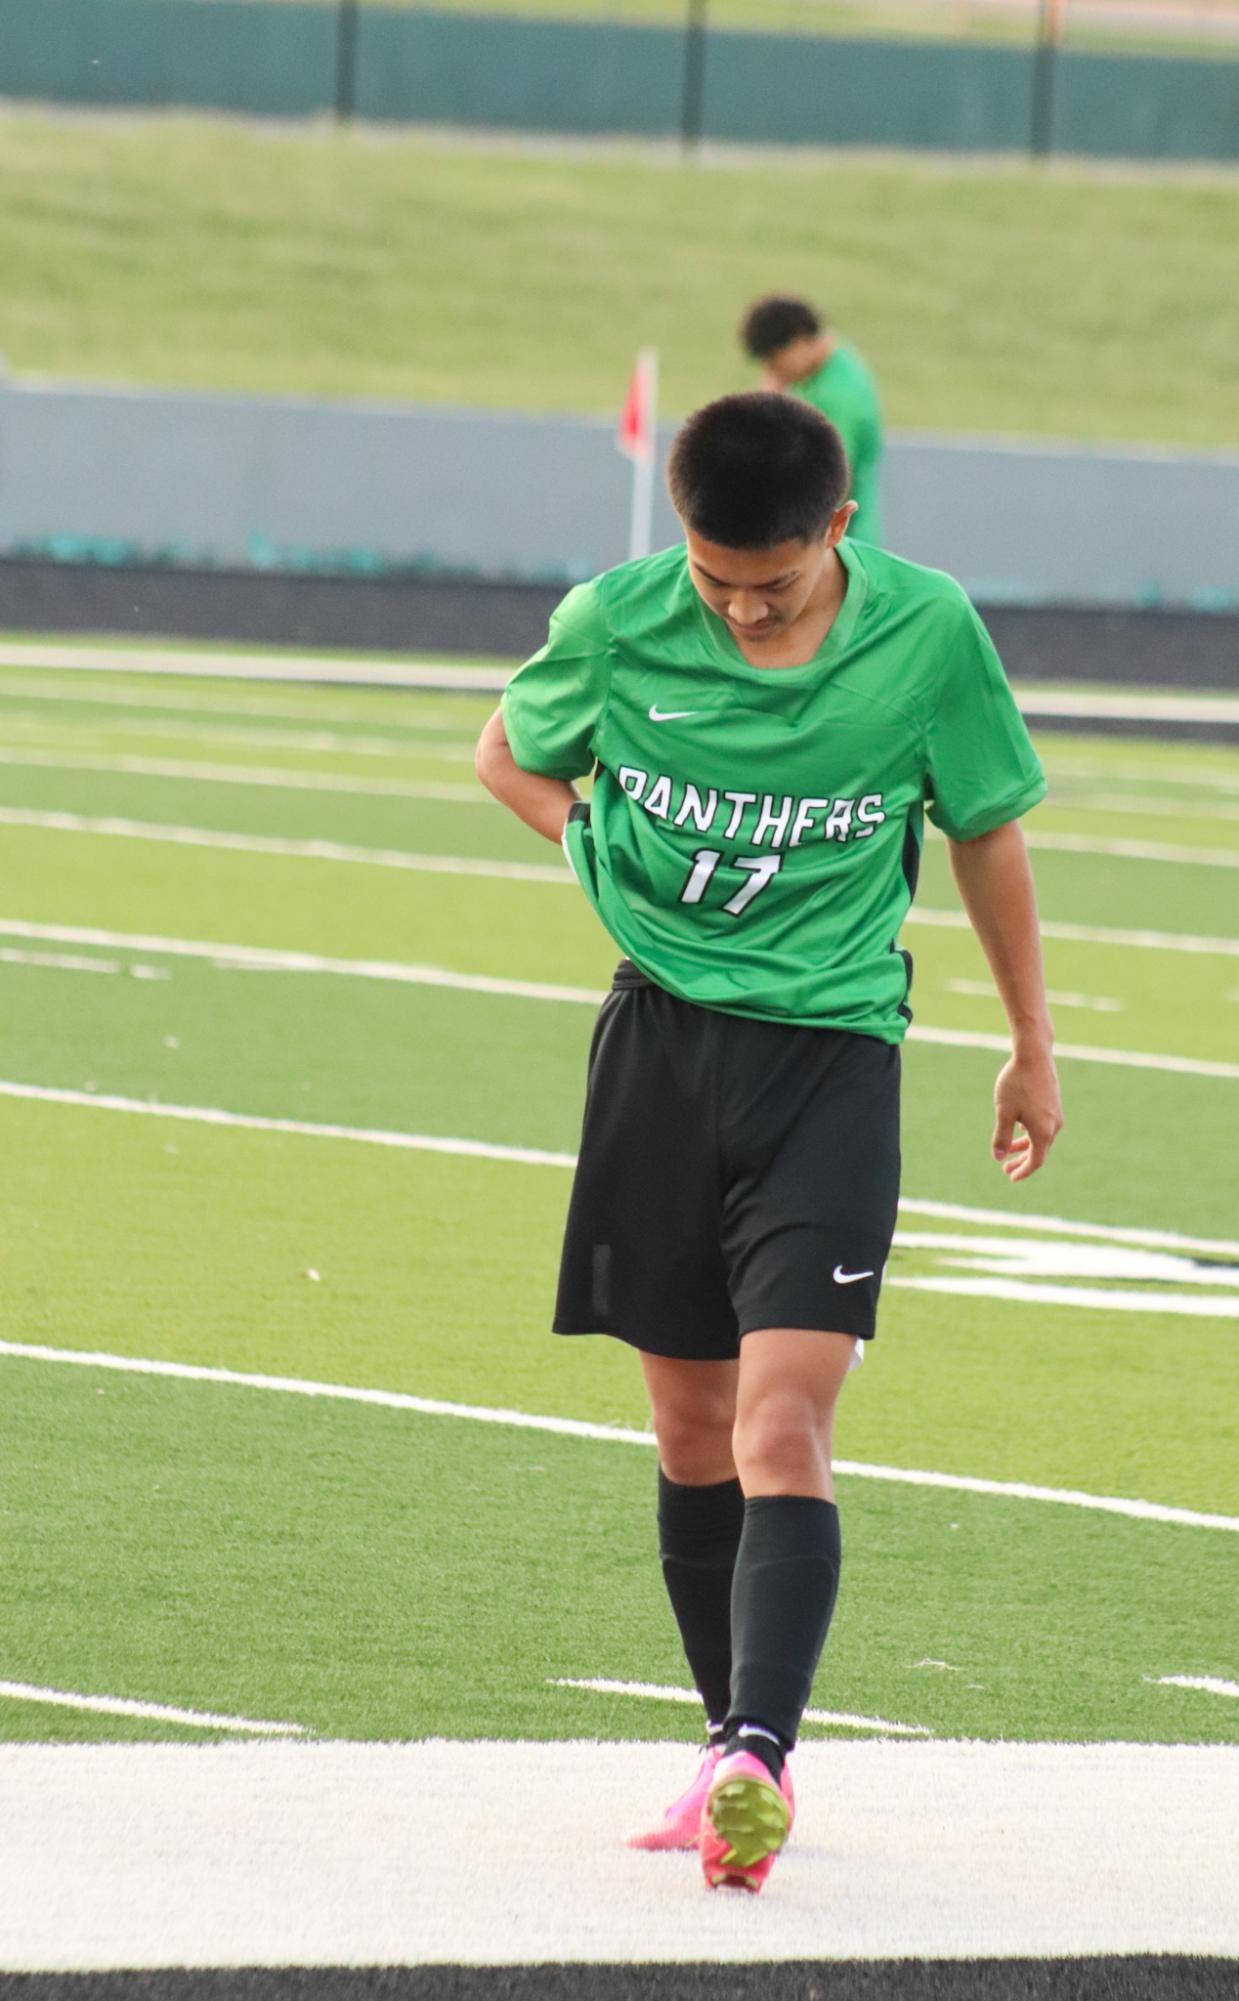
501, 580, 611, 781
924, 599, 1046, 842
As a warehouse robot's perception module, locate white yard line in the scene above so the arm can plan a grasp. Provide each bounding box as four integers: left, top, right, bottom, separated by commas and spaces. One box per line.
946, 977, 1122, 1013
1044, 756, 1239, 795
0, 1680, 303, 1736
1149, 1675, 1239, 1699
1025, 830, 1239, 868
3, 1080, 1238, 1264
0, 809, 570, 883
1014, 688, 1239, 725
7, 803, 1239, 896
1049, 791, 1239, 823
907, 906, 1239, 957
0, 675, 478, 730
0, 715, 475, 760
0, 1081, 580, 1166
0, 924, 606, 1004
548, 1677, 931, 1737
0, 643, 510, 690
4, 643, 1238, 727
0, 947, 123, 976
888, 1275, 1239, 1318
5, 909, 1236, 974
912, 1023, 1239, 1081
0, 747, 489, 803
0, 1337, 1233, 1533
5, 1739, 1237, 1965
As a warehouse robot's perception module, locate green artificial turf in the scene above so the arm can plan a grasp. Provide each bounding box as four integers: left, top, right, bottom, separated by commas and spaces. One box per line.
3, 1093, 1236, 1512
2, 664, 1236, 1751
2, 1355, 1235, 1748
2, 114, 1237, 446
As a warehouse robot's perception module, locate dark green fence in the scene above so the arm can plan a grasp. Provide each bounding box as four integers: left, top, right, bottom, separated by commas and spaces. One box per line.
2, 0, 1236, 160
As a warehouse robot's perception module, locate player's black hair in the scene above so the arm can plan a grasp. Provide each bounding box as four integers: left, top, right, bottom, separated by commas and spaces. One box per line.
739, 295, 823, 359
667, 392, 849, 549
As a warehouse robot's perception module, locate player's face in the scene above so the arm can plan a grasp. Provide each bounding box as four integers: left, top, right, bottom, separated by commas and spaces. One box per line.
684, 525, 845, 644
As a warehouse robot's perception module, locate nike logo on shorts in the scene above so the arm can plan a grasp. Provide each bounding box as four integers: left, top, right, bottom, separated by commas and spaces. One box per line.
833, 1265, 875, 1285
648, 706, 698, 722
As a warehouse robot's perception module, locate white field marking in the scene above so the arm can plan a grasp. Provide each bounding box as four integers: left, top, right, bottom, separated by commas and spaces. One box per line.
889, 1275, 1239, 1319
914, 1022, 1239, 1080
946, 977, 1123, 1013
6, 1740, 1239, 1966
0, 1337, 1235, 1534
0, 641, 511, 691
1025, 829, 1239, 868
0, 747, 490, 803
0, 713, 475, 761
0, 1680, 304, 1736
0, 809, 570, 884
11, 798, 1239, 920
1014, 687, 1239, 725
0, 922, 606, 1005
7, 906, 1237, 981
1051, 791, 1239, 824
0, 1082, 580, 1167
3, 1072, 1238, 1264
0, 911, 1232, 1081
893, 1232, 1239, 1289
5, 644, 1237, 725
1150, 1674, 1239, 1699
547, 1678, 931, 1738
1044, 755, 1239, 795
896, 1198, 1239, 1262
907, 905, 1239, 958
0, 947, 121, 976
0, 674, 482, 730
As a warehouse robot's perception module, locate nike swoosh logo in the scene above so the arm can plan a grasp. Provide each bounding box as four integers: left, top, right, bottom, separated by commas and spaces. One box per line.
648, 706, 698, 722
833, 1265, 875, 1285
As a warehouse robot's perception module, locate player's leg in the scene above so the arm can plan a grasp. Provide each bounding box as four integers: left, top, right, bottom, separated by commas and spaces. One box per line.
700, 1326, 853, 1889
727, 1324, 854, 1756
644, 1350, 740, 1739
624, 1351, 740, 1851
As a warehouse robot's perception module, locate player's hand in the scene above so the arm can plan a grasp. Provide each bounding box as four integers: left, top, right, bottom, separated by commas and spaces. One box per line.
991, 1049, 1063, 1181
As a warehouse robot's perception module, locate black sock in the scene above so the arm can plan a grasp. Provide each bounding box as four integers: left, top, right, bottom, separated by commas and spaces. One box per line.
725, 1495, 842, 1772
657, 1469, 745, 1737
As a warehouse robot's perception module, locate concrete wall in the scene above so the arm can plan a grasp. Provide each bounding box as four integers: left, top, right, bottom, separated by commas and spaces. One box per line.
1, 376, 1236, 609
3, 0, 1238, 161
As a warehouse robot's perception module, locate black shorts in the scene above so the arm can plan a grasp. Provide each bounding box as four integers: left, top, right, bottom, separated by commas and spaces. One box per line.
553, 963, 901, 1361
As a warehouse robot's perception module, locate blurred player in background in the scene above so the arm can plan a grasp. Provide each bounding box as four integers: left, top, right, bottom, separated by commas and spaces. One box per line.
740, 294, 884, 547
476, 393, 1060, 1895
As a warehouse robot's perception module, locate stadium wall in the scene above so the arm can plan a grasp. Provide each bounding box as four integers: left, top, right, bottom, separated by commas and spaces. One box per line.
3, 0, 1239, 163
1, 377, 1236, 612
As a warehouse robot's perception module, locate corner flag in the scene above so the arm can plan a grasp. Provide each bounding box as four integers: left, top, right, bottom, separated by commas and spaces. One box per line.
617, 347, 659, 561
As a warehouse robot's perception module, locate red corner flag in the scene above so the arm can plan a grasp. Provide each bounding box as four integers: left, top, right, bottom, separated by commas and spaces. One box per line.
617, 347, 658, 463
617, 348, 659, 559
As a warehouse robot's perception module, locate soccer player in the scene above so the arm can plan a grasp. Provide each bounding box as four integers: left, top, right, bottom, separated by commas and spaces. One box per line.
740, 294, 884, 547
475, 393, 1061, 1893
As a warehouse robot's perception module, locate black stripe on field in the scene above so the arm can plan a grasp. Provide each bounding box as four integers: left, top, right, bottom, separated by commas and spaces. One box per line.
2, 1962, 1236, 2001
2, 558, 1237, 690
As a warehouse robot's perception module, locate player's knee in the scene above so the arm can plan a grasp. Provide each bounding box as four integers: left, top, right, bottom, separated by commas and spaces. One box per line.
652, 1396, 735, 1485
733, 1387, 829, 1484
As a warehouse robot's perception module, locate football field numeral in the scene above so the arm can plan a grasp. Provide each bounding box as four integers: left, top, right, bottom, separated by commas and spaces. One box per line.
678, 848, 782, 917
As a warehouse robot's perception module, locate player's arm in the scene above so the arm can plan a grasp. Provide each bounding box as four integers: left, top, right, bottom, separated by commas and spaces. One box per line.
475, 707, 578, 845
946, 818, 1063, 1181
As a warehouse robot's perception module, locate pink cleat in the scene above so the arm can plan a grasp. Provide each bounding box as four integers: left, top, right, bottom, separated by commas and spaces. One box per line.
624, 1745, 722, 1851
700, 1749, 795, 1893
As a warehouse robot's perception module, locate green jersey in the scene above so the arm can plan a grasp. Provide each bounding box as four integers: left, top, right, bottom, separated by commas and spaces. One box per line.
501, 539, 1044, 1043
794, 343, 884, 546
